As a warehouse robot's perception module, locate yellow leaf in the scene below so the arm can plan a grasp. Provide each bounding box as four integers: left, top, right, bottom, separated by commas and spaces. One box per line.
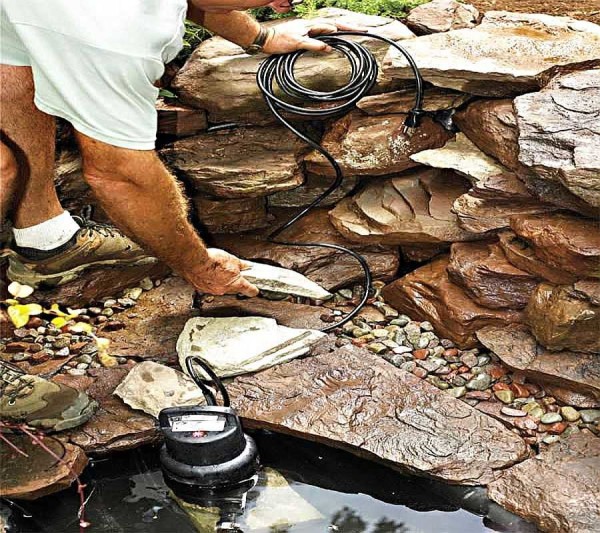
51, 316, 69, 328
5, 299, 19, 306
7, 305, 29, 328
71, 322, 93, 333
46, 303, 74, 318
7, 282, 34, 299
24, 304, 43, 316
98, 352, 118, 368
95, 337, 110, 352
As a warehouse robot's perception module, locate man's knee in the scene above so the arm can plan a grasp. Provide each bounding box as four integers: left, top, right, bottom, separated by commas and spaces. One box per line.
0, 141, 18, 183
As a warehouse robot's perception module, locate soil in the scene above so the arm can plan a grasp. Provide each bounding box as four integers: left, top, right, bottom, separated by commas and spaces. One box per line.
469, 0, 600, 23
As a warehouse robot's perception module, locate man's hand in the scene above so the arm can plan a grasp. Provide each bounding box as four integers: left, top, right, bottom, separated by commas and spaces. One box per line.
192, 248, 259, 297
263, 19, 367, 55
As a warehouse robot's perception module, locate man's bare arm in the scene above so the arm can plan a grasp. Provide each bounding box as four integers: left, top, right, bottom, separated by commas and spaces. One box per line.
187, 7, 261, 48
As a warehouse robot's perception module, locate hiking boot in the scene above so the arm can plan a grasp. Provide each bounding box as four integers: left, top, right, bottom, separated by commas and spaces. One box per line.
0, 361, 97, 432
1, 209, 157, 288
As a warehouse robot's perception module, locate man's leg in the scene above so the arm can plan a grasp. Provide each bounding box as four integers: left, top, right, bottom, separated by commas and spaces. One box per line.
0, 139, 18, 220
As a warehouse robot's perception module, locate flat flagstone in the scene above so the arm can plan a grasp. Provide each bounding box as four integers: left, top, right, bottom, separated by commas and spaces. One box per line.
228, 343, 529, 485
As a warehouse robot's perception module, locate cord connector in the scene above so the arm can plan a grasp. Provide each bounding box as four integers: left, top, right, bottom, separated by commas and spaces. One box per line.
402, 108, 426, 133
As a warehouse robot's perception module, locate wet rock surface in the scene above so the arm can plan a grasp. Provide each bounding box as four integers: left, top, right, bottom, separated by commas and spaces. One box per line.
525, 282, 600, 353
193, 195, 270, 233
172, 9, 413, 124
488, 432, 600, 533
329, 169, 475, 245
382, 256, 523, 348
477, 326, 600, 402
515, 69, 600, 208
228, 343, 529, 485
305, 112, 452, 178
448, 241, 539, 309
384, 11, 600, 96
161, 126, 308, 198
406, 0, 480, 34
510, 213, 600, 279
357, 86, 471, 115
267, 174, 358, 208
0, 435, 88, 500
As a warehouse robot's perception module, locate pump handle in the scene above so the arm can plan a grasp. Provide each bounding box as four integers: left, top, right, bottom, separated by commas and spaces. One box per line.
185, 356, 231, 407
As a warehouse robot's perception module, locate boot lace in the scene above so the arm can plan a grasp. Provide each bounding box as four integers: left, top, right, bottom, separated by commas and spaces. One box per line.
0, 361, 35, 406
73, 205, 123, 239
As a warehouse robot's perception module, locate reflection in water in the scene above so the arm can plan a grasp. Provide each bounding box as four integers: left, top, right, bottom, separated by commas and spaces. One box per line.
5, 431, 538, 533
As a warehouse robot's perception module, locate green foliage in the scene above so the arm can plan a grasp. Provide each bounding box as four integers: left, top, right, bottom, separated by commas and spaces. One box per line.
183, 20, 212, 51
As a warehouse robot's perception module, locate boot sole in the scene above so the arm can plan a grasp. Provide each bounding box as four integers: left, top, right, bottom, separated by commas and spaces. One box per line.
7, 256, 158, 289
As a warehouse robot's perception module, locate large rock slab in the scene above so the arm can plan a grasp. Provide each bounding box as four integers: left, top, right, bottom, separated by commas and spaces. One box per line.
161, 125, 308, 198
103, 277, 197, 364
477, 325, 600, 402
468, 0, 600, 24
194, 195, 270, 233
497, 230, 577, 284
304, 112, 453, 177
172, 9, 414, 124
382, 256, 523, 348
525, 282, 600, 353
228, 344, 528, 485
267, 173, 358, 208
0, 435, 87, 500
384, 11, 600, 96
213, 209, 400, 291
488, 433, 600, 533
448, 241, 539, 309
515, 69, 600, 208
357, 86, 471, 115
329, 169, 476, 245
406, 0, 480, 34
510, 213, 600, 279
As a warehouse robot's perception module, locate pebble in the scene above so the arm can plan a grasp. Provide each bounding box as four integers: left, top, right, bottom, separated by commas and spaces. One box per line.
418, 358, 443, 373
466, 373, 492, 391
88, 307, 103, 316
420, 321, 434, 332
416, 336, 430, 349
13, 328, 30, 339
103, 299, 117, 308
67, 368, 87, 376
101, 308, 114, 317
427, 376, 449, 390
501, 407, 527, 417
440, 339, 455, 349
580, 410, 600, 424
372, 329, 389, 339
431, 346, 445, 358
560, 406, 580, 422
460, 353, 478, 369
494, 390, 515, 404
465, 390, 492, 401
392, 346, 412, 355
367, 342, 387, 354
510, 383, 530, 398
77, 355, 93, 364
389, 316, 410, 327
76, 363, 89, 370
31, 352, 50, 363
139, 277, 154, 291
335, 337, 351, 347
477, 355, 491, 366
117, 357, 128, 365
338, 289, 353, 299
542, 435, 560, 445
400, 361, 417, 373
124, 287, 143, 300
545, 422, 567, 435
452, 376, 467, 387
540, 412, 562, 424
447, 386, 466, 398
117, 297, 136, 308
12, 353, 30, 362
412, 367, 428, 379
381, 339, 399, 349
390, 354, 408, 367
55, 347, 70, 357
413, 349, 429, 360
53, 338, 70, 349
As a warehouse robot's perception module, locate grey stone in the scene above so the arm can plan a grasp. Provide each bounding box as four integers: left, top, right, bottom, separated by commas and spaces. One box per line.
580, 409, 600, 424
406, 0, 479, 34
466, 373, 492, 391
541, 412, 563, 424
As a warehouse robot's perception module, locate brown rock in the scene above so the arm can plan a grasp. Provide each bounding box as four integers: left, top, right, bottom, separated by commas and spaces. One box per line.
161, 125, 308, 198
156, 100, 207, 137
448, 241, 539, 309
515, 69, 600, 208
475, 401, 538, 432
454, 99, 520, 170
497, 230, 577, 284
357, 86, 471, 115
382, 256, 523, 348
488, 433, 600, 533
194, 195, 270, 233
384, 11, 600, 96
228, 344, 528, 484
406, 0, 480, 34
525, 282, 600, 353
268, 173, 358, 208
477, 326, 600, 402
510, 213, 600, 279
102, 277, 197, 364
304, 112, 452, 177
198, 295, 330, 330
468, 0, 599, 24
543, 384, 600, 409
401, 243, 449, 262
172, 10, 414, 124
0, 435, 87, 500
213, 209, 399, 291
574, 280, 600, 306
329, 169, 475, 246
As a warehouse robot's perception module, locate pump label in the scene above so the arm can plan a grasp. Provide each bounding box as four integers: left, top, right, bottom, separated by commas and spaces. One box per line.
169, 414, 226, 433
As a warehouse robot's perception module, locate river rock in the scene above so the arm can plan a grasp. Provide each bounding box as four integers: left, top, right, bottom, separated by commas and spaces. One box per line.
213, 209, 399, 291
304, 112, 453, 177
172, 9, 414, 124
329, 169, 475, 245
114, 361, 205, 418
268, 173, 358, 208
176, 317, 326, 378
382, 256, 523, 348
525, 282, 600, 353
488, 432, 600, 533
227, 343, 528, 484
0, 435, 87, 500
194, 195, 270, 233
448, 241, 539, 309
161, 125, 308, 198
454, 99, 520, 170
515, 69, 600, 208
357, 86, 471, 115
497, 230, 577, 284
384, 11, 600, 96
477, 325, 600, 402
102, 277, 198, 364
406, 0, 480, 34
510, 213, 600, 279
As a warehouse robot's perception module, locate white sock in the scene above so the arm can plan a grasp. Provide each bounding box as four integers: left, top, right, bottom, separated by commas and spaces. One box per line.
13, 211, 80, 251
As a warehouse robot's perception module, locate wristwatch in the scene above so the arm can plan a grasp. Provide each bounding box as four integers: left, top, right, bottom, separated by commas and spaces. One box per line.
244, 26, 270, 55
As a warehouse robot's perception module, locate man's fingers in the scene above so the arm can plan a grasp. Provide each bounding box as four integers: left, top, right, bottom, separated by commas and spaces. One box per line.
233, 277, 260, 298
240, 260, 253, 271
334, 21, 370, 32
306, 22, 339, 36
298, 38, 333, 53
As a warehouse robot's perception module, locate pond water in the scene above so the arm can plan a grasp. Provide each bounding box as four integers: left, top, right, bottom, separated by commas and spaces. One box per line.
4, 431, 537, 533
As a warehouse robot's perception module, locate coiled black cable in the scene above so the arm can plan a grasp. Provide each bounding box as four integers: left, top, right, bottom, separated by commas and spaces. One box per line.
256, 32, 425, 333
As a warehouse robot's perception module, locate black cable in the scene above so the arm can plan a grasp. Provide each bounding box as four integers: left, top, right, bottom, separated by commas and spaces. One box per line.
185, 355, 231, 407
256, 32, 424, 332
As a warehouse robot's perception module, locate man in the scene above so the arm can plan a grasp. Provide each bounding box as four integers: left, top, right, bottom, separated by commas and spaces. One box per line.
0, 0, 353, 430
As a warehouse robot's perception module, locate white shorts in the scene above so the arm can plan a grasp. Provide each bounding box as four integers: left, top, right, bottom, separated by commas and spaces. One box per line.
0, 0, 187, 150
